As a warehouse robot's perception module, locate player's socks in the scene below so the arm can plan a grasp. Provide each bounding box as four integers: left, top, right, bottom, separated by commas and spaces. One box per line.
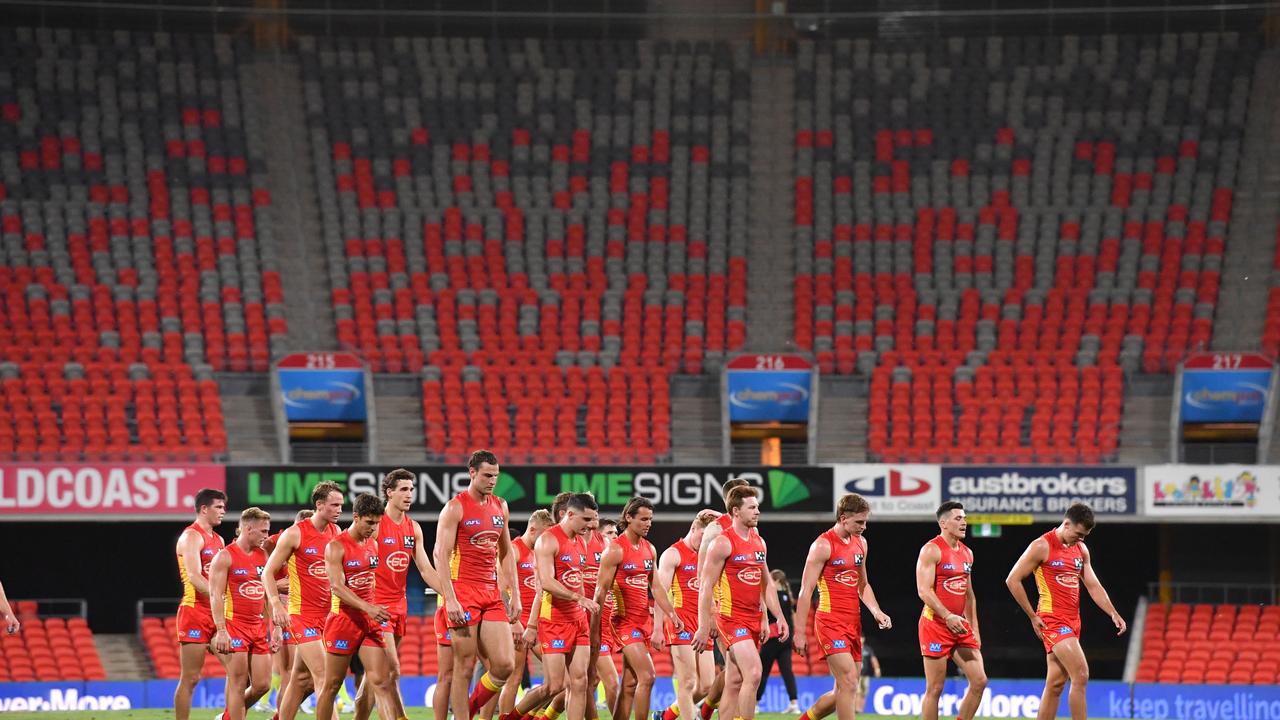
468, 672, 505, 716
699, 701, 717, 720
662, 703, 681, 720
545, 705, 563, 720
798, 710, 811, 720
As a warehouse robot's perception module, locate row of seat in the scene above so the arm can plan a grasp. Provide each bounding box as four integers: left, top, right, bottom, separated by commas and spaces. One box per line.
1136, 603, 1280, 685
0, 603, 105, 682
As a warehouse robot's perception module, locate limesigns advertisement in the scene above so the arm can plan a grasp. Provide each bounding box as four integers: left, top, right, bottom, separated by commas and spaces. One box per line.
940, 466, 1137, 515
1144, 464, 1280, 517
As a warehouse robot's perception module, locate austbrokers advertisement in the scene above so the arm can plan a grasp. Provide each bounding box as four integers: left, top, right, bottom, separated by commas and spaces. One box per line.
940, 466, 1137, 515
226, 465, 833, 516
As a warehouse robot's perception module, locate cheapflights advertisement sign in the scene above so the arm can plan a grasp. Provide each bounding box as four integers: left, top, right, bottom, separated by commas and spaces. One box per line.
940, 466, 1137, 515
276, 352, 367, 422
1179, 352, 1273, 423
725, 353, 814, 423
1144, 464, 1280, 518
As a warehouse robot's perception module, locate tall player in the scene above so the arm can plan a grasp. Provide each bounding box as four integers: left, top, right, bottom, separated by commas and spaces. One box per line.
915, 502, 987, 720
534, 493, 600, 720
210, 507, 281, 720
174, 487, 228, 720
435, 450, 522, 720
350, 468, 444, 720
693, 486, 789, 720
314, 494, 404, 720
264, 482, 344, 720
1006, 503, 1127, 720
257, 509, 315, 714
654, 511, 719, 720
595, 498, 680, 720
792, 493, 891, 720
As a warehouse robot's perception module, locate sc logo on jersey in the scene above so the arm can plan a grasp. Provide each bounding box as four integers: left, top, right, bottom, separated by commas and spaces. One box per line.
928, 642, 943, 653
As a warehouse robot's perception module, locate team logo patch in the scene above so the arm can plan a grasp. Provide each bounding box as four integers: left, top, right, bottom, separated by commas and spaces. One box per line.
386, 551, 411, 573
854, 553, 865, 566
754, 551, 766, 562
942, 576, 968, 596
963, 562, 973, 574
187, 629, 202, 639
491, 515, 505, 528
832, 639, 847, 649
304, 627, 319, 638
736, 566, 763, 585
335, 639, 350, 649
734, 628, 749, 637
238, 581, 265, 600
551, 639, 566, 649
1059, 627, 1073, 636
928, 642, 943, 653
833, 570, 859, 587
403, 535, 416, 549
624, 574, 649, 590
1074, 558, 1084, 571
1055, 573, 1080, 589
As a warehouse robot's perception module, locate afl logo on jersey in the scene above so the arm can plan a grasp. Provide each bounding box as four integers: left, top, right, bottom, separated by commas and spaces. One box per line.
348, 570, 375, 590
308, 561, 328, 578
1056, 573, 1080, 589
736, 566, 763, 585
386, 551, 411, 573
833, 570, 860, 587
942, 575, 968, 596
383, 537, 396, 545
624, 574, 649, 590
239, 580, 265, 600
469, 530, 500, 547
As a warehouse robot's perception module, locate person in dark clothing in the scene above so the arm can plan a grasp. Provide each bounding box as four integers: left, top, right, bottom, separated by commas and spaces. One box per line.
757, 569, 801, 713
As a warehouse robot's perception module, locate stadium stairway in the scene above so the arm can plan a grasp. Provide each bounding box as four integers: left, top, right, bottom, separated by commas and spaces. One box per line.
743, 61, 795, 353
669, 375, 723, 463
1213, 47, 1280, 351
95, 634, 150, 681
815, 376, 868, 463
222, 390, 280, 463
373, 390, 429, 463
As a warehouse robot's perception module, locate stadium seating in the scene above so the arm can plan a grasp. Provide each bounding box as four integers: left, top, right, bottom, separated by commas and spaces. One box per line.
140, 615, 225, 679
0, 601, 105, 682
791, 33, 1257, 462
1136, 603, 1280, 685
295, 36, 751, 463
0, 26, 286, 460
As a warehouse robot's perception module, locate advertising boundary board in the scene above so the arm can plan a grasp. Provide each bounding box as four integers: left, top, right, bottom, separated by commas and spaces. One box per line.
831, 464, 943, 517
5, 677, 1280, 717
940, 465, 1138, 516
1144, 464, 1280, 517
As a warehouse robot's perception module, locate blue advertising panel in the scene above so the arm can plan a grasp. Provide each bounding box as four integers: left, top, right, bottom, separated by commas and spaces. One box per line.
1181, 369, 1271, 423
941, 466, 1137, 515
278, 368, 367, 421
726, 370, 811, 422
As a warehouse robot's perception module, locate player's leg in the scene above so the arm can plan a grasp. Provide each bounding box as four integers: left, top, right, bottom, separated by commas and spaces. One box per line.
695, 651, 719, 709
433, 642, 454, 720
824, 652, 860, 720
358, 641, 406, 720
564, 643, 593, 719
718, 645, 742, 720
797, 691, 835, 720
315, 650, 355, 720
1049, 638, 1089, 720
469, 618, 516, 714
354, 632, 402, 720
1037, 651, 1069, 720
541, 652, 570, 710
498, 644, 529, 715
670, 645, 698, 720
701, 664, 725, 720
244, 650, 275, 714
450, 624, 481, 720
278, 639, 327, 720
920, 654, 949, 720
727, 641, 763, 720
221, 650, 250, 720
950, 647, 989, 720
175, 641, 209, 720
597, 653, 620, 713
755, 639, 778, 706
620, 641, 657, 720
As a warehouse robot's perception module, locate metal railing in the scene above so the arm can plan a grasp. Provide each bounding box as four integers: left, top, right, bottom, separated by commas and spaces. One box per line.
1146, 581, 1280, 606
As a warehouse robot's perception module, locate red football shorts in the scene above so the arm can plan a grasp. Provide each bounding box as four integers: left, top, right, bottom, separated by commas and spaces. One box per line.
815, 615, 862, 657
1039, 613, 1081, 654
665, 611, 699, 647
324, 612, 386, 655
290, 613, 328, 645
225, 619, 271, 655
434, 606, 452, 647
539, 614, 590, 655
451, 581, 506, 627
176, 605, 217, 644
614, 616, 654, 648
384, 607, 407, 638
716, 616, 762, 649
918, 616, 980, 657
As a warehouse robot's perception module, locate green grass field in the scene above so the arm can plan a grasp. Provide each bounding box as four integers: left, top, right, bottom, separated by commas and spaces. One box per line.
0, 707, 1126, 712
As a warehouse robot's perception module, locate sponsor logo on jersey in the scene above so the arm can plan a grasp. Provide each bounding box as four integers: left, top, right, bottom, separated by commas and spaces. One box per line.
624, 574, 649, 590
239, 581, 266, 600
255, 565, 265, 576
308, 561, 328, 578
304, 627, 319, 638
386, 551, 411, 573
383, 537, 396, 545
491, 515, 505, 528
754, 551, 766, 562
1055, 573, 1080, 589
464, 519, 482, 526
187, 629, 202, 639
463, 611, 472, 622
732, 554, 747, 561
929, 642, 943, 653
942, 563, 955, 571
230, 638, 244, 648
346, 560, 362, 567
234, 568, 249, 576
942, 575, 968, 596
1074, 558, 1084, 571
734, 628, 749, 637
403, 535, 415, 549
1058, 626, 1073, 635
1050, 560, 1064, 567
593, 552, 603, 563
551, 639, 566, 649
854, 553, 864, 566
559, 554, 573, 562
631, 630, 643, 638
831, 558, 846, 566
334, 639, 350, 650
623, 563, 637, 570
682, 564, 696, 572
644, 560, 653, 570
963, 562, 972, 574
304, 547, 318, 555
736, 566, 763, 585
833, 639, 847, 649
679, 631, 691, 640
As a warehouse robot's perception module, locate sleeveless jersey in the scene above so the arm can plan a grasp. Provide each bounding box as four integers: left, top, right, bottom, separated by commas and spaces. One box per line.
287, 520, 340, 616
448, 491, 506, 584
269, 530, 289, 584
716, 513, 733, 531
715, 525, 766, 619
331, 532, 380, 618
373, 512, 417, 609
513, 537, 539, 614
223, 543, 268, 622
922, 535, 973, 623
178, 522, 225, 610
611, 536, 654, 623
539, 525, 586, 622
815, 528, 865, 619
669, 539, 700, 616
1034, 530, 1083, 619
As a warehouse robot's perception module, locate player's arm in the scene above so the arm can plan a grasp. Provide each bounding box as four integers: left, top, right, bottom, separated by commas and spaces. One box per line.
177, 528, 213, 597
648, 541, 680, 649
858, 538, 892, 629
495, 501, 522, 623
693, 534, 731, 649
792, 535, 829, 655
758, 539, 789, 642
1005, 537, 1050, 638
965, 583, 980, 644
263, 525, 299, 627
0, 579, 19, 634
652, 544, 680, 645
521, 574, 543, 648
207, 549, 232, 653
1080, 544, 1127, 635
592, 542, 622, 653
433, 498, 465, 625
915, 543, 965, 635
534, 532, 597, 612
410, 520, 443, 594
695, 519, 724, 580
325, 540, 388, 623
263, 535, 289, 593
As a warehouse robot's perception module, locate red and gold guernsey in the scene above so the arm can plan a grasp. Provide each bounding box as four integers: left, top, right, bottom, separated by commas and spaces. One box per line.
669, 539, 700, 621
288, 520, 340, 617
716, 513, 733, 531
178, 522, 225, 610
815, 528, 865, 619
1035, 529, 1084, 620
540, 525, 587, 622
270, 530, 289, 584
331, 532, 380, 619
715, 526, 766, 620
610, 537, 654, 623
583, 531, 607, 613
922, 536, 973, 623
373, 512, 416, 612
223, 543, 268, 622
513, 537, 538, 615
449, 491, 506, 583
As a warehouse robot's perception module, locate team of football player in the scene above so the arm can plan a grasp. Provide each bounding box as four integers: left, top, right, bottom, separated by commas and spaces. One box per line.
174, 451, 1125, 720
